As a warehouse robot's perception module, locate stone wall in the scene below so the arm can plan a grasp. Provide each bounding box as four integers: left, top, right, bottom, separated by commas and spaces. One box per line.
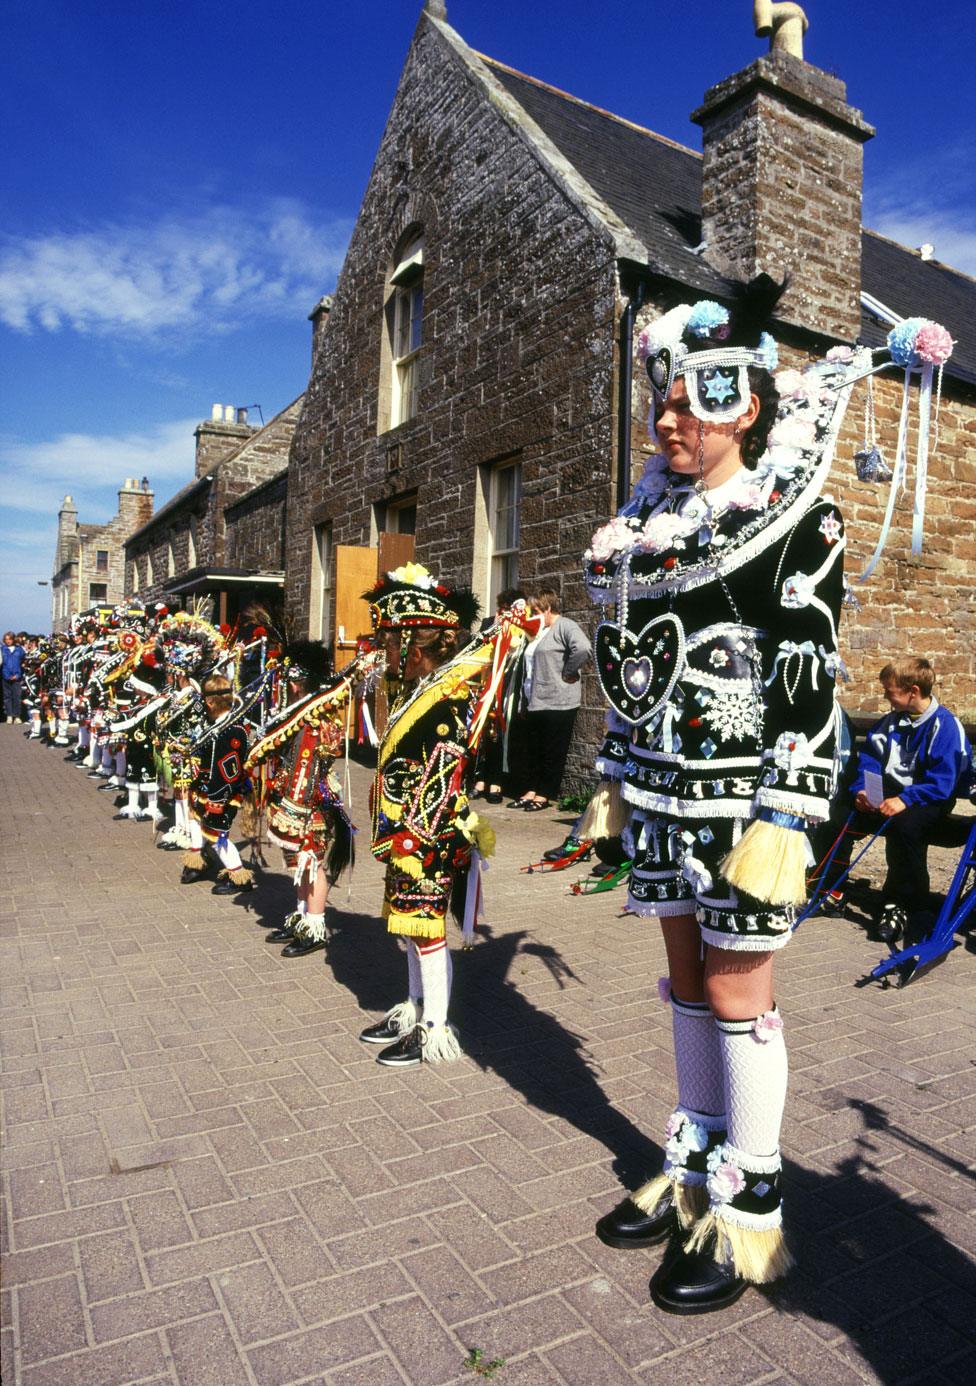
284, 17, 620, 791
51, 482, 154, 631
225, 471, 288, 572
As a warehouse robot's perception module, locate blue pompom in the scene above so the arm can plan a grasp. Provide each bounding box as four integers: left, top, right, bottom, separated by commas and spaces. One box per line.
758, 332, 779, 371
686, 300, 730, 338
887, 317, 928, 367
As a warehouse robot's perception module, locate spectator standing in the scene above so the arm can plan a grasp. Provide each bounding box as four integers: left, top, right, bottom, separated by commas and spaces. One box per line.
848, 657, 971, 943
472, 587, 526, 804
2, 631, 26, 722
508, 589, 589, 811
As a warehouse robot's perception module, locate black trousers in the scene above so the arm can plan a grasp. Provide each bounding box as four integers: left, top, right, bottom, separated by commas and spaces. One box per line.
835, 801, 953, 912
521, 708, 578, 801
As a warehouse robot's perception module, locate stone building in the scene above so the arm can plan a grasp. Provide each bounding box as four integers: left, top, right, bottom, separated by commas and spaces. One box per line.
282, 2, 975, 789
50, 479, 154, 632
124, 399, 302, 627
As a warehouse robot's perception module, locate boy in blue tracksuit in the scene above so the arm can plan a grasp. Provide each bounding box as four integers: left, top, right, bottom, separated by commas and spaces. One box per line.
849, 657, 971, 942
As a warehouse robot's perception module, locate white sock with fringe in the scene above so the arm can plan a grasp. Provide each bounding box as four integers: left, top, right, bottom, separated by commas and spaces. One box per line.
716, 1009, 788, 1157
416, 937, 460, 1061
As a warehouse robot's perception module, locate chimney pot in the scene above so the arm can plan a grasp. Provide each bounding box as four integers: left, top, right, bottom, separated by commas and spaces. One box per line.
211, 403, 223, 421
224, 405, 236, 423
236, 407, 248, 425
918, 243, 934, 261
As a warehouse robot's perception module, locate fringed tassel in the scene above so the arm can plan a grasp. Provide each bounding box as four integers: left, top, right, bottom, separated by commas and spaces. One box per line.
422, 1023, 462, 1064
227, 866, 253, 887
577, 778, 629, 841
386, 1000, 420, 1033
685, 1210, 794, 1284
721, 819, 808, 906
631, 1171, 708, 1229
182, 849, 205, 869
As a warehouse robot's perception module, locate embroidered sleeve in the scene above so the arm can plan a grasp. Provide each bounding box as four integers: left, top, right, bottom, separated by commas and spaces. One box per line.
755, 502, 845, 823
595, 709, 630, 781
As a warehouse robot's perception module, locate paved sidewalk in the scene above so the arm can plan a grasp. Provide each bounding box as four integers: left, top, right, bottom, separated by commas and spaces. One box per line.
2, 723, 975, 1386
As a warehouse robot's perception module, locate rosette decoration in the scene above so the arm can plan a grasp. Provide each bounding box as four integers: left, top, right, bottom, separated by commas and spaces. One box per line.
860, 317, 954, 581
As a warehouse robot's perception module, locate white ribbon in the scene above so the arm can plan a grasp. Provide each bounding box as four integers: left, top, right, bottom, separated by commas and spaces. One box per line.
764, 641, 819, 692
859, 368, 911, 582
912, 361, 934, 557
462, 848, 487, 945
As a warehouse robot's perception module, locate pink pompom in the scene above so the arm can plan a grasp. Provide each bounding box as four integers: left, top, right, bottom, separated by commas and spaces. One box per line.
914, 322, 953, 366
657, 976, 672, 1004
753, 1010, 784, 1042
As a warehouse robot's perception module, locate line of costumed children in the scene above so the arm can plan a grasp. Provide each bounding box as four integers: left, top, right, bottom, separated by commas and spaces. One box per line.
579, 277, 955, 1314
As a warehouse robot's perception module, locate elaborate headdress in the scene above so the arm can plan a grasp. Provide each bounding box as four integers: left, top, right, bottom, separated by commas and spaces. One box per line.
279, 640, 331, 689
638, 275, 784, 424
365, 562, 479, 633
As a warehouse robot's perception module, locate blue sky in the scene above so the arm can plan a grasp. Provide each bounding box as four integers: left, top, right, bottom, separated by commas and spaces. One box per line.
2, 0, 973, 632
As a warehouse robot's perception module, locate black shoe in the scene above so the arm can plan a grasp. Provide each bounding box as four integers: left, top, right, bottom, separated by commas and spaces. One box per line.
543, 835, 584, 863
376, 1025, 425, 1067
649, 1235, 748, 1315
112, 811, 138, 821
97, 781, 119, 791
359, 1015, 408, 1045
211, 877, 256, 895
280, 935, 326, 957
819, 889, 846, 916
878, 903, 907, 945
596, 1190, 676, 1249
265, 926, 294, 942
180, 866, 208, 885
506, 798, 531, 809
484, 789, 504, 804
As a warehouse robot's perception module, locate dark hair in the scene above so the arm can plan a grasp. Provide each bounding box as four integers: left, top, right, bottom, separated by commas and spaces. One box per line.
496, 587, 525, 609
407, 627, 462, 668
741, 366, 780, 470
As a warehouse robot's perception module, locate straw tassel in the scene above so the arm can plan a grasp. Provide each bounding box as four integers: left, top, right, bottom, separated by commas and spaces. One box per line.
632, 1172, 708, 1229
577, 778, 629, 841
182, 849, 204, 869
721, 819, 807, 906
685, 1210, 794, 1284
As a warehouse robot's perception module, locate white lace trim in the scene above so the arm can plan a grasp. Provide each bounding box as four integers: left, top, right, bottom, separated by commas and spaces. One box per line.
698, 925, 792, 953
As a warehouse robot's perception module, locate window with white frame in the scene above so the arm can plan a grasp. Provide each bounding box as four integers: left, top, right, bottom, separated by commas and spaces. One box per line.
95, 549, 109, 574
145, 551, 154, 586
489, 460, 522, 607
383, 494, 417, 536
310, 522, 334, 645
188, 515, 198, 569
388, 235, 423, 428
89, 582, 108, 604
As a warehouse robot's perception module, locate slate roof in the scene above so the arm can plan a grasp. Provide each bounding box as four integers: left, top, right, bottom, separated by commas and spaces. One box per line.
483, 57, 976, 387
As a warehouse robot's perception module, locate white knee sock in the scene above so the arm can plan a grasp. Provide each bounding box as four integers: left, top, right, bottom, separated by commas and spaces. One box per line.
216, 839, 243, 871
78, 726, 90, 749
115, 750, 126, 778
407, 940, 424, 1006
672, 994, 725, 1118
416, 938, 450, 1027
188, 818, 204, 851
175, 797, 189, 831
715, 1009, 788, 1157
144, 787, 159, 820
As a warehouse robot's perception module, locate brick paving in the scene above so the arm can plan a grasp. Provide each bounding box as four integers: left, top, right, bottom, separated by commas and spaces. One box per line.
2, 722, 975, 1385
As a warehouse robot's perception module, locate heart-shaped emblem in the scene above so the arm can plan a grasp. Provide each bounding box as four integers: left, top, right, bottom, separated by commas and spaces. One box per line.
594, 614, 685, 726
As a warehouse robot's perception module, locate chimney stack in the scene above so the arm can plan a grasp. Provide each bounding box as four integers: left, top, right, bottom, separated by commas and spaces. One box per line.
194, 405, 256, 477
692, 50, 874, 341
117, 476, 154, 533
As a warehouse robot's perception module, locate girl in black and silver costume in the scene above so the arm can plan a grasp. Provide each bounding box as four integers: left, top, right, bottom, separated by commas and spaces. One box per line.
586, 278, 853, 1313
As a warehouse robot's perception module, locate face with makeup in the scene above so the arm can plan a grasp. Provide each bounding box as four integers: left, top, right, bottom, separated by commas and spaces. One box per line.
653, 378, 761, 490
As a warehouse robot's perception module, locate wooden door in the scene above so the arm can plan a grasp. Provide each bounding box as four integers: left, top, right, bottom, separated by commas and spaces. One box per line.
370, 534, 416, 735
333, 545, 378, 669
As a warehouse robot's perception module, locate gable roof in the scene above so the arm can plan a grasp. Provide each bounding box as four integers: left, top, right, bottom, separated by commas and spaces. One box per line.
481, 56, 976, 387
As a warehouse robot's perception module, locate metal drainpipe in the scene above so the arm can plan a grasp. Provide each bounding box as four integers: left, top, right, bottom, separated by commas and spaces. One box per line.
616, 278, 646, 512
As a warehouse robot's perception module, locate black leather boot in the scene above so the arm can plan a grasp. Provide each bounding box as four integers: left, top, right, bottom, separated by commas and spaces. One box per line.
595, 1187, 676, 1249
280, 934, 326, 957
649, 1232, 748, 1314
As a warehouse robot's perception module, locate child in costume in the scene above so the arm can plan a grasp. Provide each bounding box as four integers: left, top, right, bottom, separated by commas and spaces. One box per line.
358, 564, 484, 1068
585, 278, 852, 1313
246, 641, 356, 958
181, 673, 254, 894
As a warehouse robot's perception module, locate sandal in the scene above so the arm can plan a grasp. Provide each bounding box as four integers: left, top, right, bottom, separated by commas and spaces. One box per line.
521, 799, 551, 812
506, 797, 532, 809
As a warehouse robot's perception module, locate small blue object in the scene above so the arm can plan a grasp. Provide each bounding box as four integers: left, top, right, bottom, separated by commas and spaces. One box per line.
757, 807, 805, 831
703, 371, 736, 403
686, 300, 730, 338
887, 317, 928, 368
758, 332, 779, 372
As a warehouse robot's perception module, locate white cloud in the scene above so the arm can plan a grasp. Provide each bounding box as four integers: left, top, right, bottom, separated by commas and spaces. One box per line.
0, 417, 199, 520
0, 200, 351, 338
865, 148, 976, 276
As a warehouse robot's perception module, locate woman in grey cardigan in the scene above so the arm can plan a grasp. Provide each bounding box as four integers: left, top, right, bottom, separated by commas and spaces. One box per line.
509, 589, 590, 811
